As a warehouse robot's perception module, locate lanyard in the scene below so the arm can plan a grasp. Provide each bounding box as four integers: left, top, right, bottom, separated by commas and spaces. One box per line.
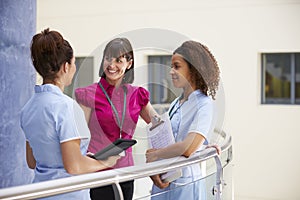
98, 82, 127, 138
168, 96, 186, 120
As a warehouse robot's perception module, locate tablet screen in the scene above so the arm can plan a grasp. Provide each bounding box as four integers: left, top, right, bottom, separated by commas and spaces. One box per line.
91, 139, 137, 160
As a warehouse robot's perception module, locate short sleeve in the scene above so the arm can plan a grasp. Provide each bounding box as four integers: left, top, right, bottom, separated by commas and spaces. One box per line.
188, 99, 213, 143
75, 84, 96, 108
55, 99, 87, 143
137, 87, 150, 107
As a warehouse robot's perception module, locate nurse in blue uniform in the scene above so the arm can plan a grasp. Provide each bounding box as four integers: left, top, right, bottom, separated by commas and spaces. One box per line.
21, 28, 120, 199
146, 40, 221, 200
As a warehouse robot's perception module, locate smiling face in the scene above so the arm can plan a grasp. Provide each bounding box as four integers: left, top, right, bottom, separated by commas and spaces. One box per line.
103, 55, 132, 86
99, 38, 134, 85
170, 53, 193, 89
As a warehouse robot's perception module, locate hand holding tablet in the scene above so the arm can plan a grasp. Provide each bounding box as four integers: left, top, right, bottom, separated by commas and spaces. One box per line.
89, 138, 137, 160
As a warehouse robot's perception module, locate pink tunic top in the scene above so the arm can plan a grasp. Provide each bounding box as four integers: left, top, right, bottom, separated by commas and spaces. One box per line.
75, 78, 149, 168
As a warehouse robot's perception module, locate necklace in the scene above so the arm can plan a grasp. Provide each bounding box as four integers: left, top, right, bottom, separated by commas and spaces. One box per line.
98, 82, 127, 138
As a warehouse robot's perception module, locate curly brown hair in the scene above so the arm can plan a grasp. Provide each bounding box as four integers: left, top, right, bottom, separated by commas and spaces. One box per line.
173, 40, 220, 100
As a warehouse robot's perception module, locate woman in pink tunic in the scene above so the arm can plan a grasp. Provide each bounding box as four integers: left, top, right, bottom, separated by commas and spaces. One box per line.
75, 38, 156, 200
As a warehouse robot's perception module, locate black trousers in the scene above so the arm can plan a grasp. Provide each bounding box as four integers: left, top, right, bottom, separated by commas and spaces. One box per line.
90, 180, 134, 200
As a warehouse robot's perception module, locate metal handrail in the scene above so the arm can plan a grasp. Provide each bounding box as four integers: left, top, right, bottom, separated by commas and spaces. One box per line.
0, 132, 232, 200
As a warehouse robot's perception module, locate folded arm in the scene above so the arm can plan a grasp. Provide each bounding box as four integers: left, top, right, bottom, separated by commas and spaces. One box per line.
146, 132, 205, 161
146, 132, 205, 188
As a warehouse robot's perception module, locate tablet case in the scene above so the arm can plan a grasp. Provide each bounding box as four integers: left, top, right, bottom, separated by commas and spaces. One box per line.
91, 138, 137, 160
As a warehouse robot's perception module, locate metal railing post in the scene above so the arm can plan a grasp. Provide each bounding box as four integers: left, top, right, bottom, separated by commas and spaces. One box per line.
112, 180, 124, 200
212, 155, 225, 200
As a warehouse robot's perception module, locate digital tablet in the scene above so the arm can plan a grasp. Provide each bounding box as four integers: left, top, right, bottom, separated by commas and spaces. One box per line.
90, 138, 137, 160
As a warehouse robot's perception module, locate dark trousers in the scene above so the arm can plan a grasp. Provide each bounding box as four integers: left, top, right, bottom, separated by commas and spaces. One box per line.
90, 180, 134, 200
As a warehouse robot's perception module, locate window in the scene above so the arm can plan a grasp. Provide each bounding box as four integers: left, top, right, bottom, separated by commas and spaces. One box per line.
261, 53, 300, 104
296, 54, 300, 103
147, 55, 181, 110
64, 57, 94, 98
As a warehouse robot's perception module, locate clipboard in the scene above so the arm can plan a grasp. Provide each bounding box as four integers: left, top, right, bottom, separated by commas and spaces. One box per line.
149, 115, 165, 131
147, 112, 182, 182
90, 138, 137, 160
147, 113, 175, 148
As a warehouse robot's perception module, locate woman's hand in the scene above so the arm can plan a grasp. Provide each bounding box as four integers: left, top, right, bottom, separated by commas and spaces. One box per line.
146, 148, 158, 162
146, 149, 169, 189
100, 155, 121, 168
150, 174, 170, 189
206, 144, 221, 155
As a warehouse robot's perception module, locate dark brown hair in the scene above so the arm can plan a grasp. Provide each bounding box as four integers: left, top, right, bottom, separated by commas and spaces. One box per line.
30, 28, 73, 80
173, 40, 220, 100
98, 38, 134, 84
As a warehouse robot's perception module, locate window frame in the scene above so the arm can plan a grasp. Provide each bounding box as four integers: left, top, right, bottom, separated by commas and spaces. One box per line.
261, 52, 299, 105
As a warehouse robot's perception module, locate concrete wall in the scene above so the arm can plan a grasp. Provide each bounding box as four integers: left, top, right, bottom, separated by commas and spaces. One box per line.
33, 0, 300, 199
0, 0, 36, 188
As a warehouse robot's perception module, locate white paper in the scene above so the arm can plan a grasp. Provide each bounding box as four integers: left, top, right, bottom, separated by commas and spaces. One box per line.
146, 112, 182, 182
147, 112, 174, 149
